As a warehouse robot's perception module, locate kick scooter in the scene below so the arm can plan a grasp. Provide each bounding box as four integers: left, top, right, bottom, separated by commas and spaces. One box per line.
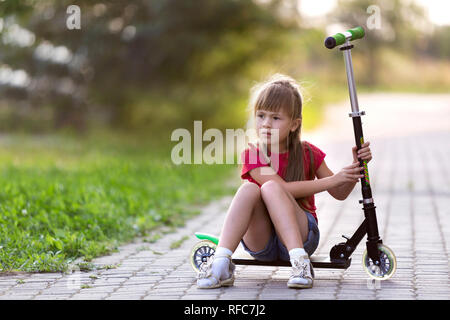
190, 26, 397, 280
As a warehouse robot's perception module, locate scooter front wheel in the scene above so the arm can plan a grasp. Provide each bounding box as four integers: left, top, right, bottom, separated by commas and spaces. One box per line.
362, 244, 397, 280
190, 240, 217, 273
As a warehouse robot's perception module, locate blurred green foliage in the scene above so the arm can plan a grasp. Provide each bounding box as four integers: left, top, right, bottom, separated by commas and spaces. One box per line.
0, 134, 237, 272
0, 0, 292, 134
0, 0, 448, 135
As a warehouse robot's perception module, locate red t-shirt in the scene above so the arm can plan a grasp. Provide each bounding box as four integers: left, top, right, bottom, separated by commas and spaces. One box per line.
240, 141, 326, 222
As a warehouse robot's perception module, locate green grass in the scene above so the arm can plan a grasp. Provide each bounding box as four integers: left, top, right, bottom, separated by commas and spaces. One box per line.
0, 133, 237, 272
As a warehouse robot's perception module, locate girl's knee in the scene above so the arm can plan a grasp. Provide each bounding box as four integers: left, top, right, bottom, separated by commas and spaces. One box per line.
237, 181, 261, 198
260, 180, 283, 197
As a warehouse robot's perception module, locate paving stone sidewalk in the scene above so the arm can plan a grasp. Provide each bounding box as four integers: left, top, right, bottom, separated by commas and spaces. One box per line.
0, 93, 449, 300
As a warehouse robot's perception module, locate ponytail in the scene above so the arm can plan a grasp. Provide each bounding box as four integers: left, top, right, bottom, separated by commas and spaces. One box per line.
284, 133, 315, 212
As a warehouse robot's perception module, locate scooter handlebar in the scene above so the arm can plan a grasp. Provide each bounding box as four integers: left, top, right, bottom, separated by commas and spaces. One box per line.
324, 26, 365, 49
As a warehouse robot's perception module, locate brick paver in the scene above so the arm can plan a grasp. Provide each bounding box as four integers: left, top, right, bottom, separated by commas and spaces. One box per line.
0, 93, 449, 300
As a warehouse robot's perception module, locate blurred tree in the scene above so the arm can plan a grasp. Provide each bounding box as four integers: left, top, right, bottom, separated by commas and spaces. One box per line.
330, 0, 427, 86
425, 25, 450, 59
0, 0, 294, 133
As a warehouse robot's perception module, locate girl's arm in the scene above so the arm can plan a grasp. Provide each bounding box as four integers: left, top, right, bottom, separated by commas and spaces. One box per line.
245, 142, 370, 199
247, 165, 339, 199
318, 141, 373, 200
315, 160, 356, 200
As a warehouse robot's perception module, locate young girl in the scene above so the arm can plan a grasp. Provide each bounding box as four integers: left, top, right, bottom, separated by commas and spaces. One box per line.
197, 74, 372, 289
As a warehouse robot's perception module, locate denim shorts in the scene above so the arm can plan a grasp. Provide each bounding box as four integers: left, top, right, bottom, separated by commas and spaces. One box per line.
240, 211, 320, 261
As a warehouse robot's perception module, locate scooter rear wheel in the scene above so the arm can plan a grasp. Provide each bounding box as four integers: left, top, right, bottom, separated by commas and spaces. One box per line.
190, 240, 217, 273
362, 244, 397, 280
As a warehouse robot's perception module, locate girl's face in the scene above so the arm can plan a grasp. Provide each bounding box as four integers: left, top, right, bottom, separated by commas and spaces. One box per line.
255, 108, 301, 153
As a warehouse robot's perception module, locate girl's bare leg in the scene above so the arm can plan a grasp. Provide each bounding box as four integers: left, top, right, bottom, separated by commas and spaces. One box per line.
259, 180, 315, 289
218, 182, 272, 252
241, 192, 273, 252
283, 183, 310, 244
260, 180, 309, 251
197, 182, 272, 288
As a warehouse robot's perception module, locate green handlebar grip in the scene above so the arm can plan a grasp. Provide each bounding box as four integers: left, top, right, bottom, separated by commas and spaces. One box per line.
348, 26, 365, 40
324, 26, 365, 49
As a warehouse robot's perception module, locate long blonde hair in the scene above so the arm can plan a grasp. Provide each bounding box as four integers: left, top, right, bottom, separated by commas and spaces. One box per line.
247, 74, 314, 209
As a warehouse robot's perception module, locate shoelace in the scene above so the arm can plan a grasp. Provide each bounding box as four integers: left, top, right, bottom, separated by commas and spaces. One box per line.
291, 259, 311, 279
197, 255, 215, 279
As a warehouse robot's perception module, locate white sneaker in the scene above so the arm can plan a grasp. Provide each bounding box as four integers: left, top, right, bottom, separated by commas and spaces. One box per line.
196, 254, 235, 289
287, 255, 314, 289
